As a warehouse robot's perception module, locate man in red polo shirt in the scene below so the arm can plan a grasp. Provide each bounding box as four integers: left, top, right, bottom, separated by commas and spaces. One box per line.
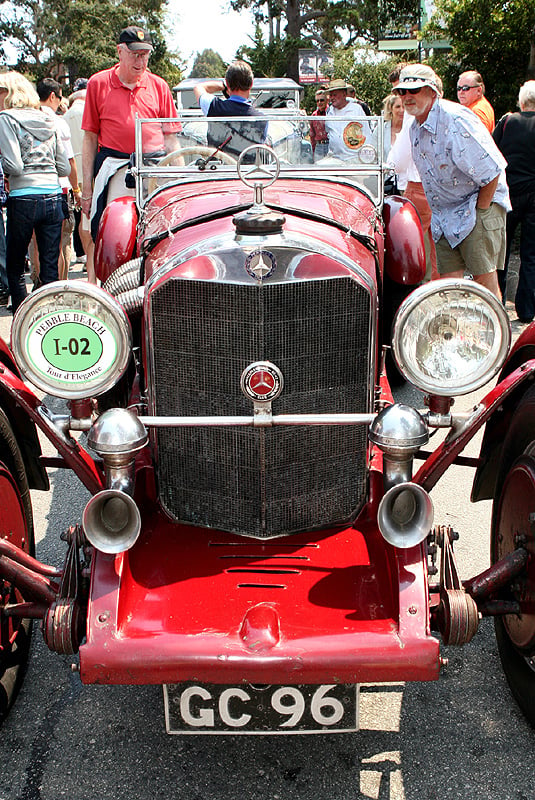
81, 25, 178, 240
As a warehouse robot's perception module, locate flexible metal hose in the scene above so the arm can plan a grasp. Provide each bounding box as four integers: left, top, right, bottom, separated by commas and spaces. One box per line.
114, 286, 144, 315
102, 257, 143, 295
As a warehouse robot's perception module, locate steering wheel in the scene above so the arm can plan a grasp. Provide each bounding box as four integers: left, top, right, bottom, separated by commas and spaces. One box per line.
157, 146, 237, 167
148, 147, 237, 192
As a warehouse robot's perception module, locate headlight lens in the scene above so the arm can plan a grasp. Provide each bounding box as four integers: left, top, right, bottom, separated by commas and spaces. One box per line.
392, 279, 511, 396
11, 281, 131, 399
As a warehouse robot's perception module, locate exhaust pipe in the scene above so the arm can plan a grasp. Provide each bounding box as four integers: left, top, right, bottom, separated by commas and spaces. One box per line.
378, 482, 434, 549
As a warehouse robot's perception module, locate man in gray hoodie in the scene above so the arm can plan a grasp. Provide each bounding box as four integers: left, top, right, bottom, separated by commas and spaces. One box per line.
0, 71, 70, 313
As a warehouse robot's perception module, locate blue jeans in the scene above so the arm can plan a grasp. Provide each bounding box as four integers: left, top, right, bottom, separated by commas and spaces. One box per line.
6, 193, 66, 314
0, 210, 7, 293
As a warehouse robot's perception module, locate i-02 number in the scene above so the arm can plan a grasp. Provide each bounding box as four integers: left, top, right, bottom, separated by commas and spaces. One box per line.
52, 337, 91, 356
40, 321, 103, 373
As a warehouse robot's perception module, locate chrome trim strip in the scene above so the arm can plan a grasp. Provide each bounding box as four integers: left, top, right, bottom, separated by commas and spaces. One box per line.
138, 413, 376, 428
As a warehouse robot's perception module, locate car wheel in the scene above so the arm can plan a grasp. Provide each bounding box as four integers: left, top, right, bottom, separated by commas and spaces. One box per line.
491, 386, 535, 727
0, 408, 35, 724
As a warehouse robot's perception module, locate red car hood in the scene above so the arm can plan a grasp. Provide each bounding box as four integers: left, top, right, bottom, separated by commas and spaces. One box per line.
141, 178, 383, 279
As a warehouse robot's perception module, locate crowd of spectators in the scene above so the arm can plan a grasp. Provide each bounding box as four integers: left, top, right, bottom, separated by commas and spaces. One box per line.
384, 63, 534, 319
0, 32, 534, 323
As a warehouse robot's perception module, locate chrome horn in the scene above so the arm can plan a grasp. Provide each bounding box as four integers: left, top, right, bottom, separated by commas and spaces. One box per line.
82, 490, 141, 554
369, 403, 429, 489
377, 481, 434, 549
83, 409, 148, 554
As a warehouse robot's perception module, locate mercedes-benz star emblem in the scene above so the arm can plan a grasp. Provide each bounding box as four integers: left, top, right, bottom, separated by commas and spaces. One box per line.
240, 361, 284, 402
245, 249, 276, 281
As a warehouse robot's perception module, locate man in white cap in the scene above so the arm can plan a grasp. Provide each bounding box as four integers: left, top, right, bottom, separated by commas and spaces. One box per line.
394, 63, 509, 298
325, 78, 373, 159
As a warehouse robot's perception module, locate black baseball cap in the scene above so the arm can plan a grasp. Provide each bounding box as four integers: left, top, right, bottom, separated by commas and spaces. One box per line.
119, 26, 153, 51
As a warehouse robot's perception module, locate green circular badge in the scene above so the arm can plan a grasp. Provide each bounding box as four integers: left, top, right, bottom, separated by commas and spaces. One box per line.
11, 281, 132, 400
41, 322, 103, 372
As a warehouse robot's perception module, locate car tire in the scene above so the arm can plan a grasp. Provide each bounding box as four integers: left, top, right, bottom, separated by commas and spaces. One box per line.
0, 408, 35, 725
491, 385, 535, 727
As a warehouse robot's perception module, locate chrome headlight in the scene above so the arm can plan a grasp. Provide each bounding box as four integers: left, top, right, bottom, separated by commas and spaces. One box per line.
11, 281, 131, 399
392, 279, 510, 396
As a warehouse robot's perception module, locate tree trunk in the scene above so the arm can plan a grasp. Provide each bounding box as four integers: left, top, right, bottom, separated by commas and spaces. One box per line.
285, 0, 301, 80
286, 0, 301, 38
528, 24, 535, 78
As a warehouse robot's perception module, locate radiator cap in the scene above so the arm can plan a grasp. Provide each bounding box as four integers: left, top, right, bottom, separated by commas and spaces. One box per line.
233, 206, 285, 235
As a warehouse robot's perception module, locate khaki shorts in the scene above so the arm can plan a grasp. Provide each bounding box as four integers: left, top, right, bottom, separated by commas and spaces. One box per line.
436, 203, 506, 276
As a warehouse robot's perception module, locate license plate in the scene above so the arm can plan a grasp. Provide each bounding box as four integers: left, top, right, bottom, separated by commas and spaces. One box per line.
164, 682, 359, 734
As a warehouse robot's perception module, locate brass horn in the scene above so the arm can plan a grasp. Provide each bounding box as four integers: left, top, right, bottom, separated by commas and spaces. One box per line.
377, 482, 434, 549
82, 489, 141, 554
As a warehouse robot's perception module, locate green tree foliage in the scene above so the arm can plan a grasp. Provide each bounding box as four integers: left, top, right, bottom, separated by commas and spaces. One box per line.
188, 48, 227, 78
231, 0, 419, 80
232, 0, 419, 47
237, 23, 300, 77
0, 0, 182, 87
424, 0, 535, 118
333, 48, 403, 115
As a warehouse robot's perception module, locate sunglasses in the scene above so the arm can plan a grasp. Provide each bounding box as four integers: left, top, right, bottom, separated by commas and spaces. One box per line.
457, 84, 479, 92
395, 87, 423, 96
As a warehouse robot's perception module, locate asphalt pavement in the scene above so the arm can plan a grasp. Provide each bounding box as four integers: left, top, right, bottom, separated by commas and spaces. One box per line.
0, 266, 534, 800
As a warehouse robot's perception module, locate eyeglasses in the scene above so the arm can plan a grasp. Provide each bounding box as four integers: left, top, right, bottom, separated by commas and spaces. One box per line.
457, 85, 479, 92
126, 49, 151, 60
395, 87, 423, 96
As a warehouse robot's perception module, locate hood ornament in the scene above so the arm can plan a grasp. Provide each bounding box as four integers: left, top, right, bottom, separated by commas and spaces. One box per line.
233, 145, 285, 237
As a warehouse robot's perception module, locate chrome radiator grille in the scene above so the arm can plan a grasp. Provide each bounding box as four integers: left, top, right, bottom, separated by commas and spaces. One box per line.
149, 276, 372, 538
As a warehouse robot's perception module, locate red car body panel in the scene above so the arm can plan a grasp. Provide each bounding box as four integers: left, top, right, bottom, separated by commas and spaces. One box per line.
0, 362, 104, 495
80, 473, 439, 685
414, 359, 535, 492
382, 195, 426, 284
95, 197, 138, 283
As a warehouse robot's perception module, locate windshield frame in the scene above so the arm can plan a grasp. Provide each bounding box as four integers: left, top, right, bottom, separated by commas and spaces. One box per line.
133, 113, 387, 208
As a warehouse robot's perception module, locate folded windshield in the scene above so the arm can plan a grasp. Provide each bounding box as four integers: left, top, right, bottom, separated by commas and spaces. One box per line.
134, 114, 386, 205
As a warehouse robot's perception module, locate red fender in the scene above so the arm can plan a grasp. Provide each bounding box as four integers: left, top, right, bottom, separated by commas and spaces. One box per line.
94, 197, 138, 284
383, 195, 426, 285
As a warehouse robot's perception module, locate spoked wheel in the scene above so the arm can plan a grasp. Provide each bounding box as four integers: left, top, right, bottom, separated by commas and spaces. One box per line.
491, 386, 535, 726
0, 408, 35, 724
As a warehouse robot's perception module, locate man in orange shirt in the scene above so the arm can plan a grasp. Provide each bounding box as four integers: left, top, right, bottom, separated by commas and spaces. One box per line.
457, 71, 495, 132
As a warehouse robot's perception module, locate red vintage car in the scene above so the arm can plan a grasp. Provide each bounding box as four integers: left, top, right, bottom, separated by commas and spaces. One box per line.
0, 112, 534, 733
